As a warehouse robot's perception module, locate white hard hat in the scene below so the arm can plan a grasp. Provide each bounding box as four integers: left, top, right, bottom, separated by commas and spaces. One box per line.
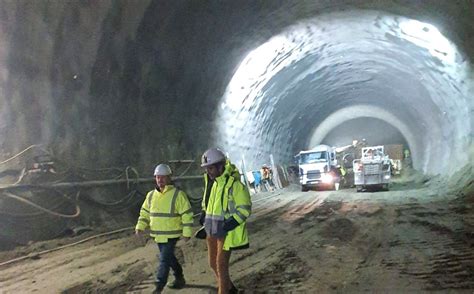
201, 148, 226, 167
154, 164, 172, 176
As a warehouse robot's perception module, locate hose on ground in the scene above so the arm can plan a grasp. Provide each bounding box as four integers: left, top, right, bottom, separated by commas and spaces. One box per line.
0, 226, 134, 267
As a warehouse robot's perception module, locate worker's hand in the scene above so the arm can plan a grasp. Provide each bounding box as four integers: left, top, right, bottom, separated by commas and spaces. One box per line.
199, 211, 206, 226
223, 217, 239, 232
135, 230, 147, 246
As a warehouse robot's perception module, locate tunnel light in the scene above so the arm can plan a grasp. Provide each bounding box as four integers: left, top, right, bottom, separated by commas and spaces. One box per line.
399, 20, 455, 63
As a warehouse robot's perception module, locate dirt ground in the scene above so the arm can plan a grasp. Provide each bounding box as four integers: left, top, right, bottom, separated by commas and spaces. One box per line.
0, 177, 473, 293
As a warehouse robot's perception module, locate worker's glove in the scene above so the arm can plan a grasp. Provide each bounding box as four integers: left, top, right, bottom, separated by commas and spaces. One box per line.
223, 217, 239, 232
199, 211, 206, 226
194, 226, 207, 239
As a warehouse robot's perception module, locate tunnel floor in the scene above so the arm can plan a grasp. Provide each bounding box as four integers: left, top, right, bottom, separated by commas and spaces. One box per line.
0, 181, 473, 293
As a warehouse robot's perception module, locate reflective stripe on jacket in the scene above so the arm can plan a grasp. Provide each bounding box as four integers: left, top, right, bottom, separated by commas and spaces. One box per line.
203, 161, 252, 250
136, 185, 193, 243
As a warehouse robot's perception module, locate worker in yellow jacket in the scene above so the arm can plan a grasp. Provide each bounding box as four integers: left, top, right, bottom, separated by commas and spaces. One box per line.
200, 148, 252, 294
135, 163, 193, 293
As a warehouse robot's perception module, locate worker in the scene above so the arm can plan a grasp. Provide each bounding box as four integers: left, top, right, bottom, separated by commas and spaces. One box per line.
260, 164, 274, 192
404, 148, 410, 159
367, 148, 374, 159
339, 164, 347, 188
200, 148, 252, 294
135, 163, 193, 294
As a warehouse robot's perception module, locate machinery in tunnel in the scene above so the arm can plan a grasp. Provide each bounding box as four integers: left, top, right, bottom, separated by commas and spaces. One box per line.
0, 2, 471, 248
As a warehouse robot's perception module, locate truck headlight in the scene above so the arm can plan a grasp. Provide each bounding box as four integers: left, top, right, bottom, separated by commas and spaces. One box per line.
322, 173, 333, 183
384, 175, 390, 180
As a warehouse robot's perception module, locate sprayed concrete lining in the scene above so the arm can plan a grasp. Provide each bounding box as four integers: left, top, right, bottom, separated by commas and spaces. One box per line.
0, 2, 471, 176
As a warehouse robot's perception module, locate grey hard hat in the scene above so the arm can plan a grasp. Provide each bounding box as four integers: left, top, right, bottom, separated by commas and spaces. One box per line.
201, 148, 226, 167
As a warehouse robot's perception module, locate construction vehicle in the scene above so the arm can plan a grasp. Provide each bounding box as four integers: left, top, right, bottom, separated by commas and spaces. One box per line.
353, 146, 391, 192
296, 145, 339, 192
383, 144, 404, 175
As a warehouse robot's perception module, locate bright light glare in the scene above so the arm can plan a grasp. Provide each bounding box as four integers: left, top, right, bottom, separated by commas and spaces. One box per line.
400, 20, 455, 63
321, 173, 333, 183
223, 35, 303, 111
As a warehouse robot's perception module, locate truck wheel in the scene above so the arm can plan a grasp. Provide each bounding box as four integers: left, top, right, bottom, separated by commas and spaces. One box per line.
301, 185, 309, 192
383, 184, 389, 191
356, 186, 362, 193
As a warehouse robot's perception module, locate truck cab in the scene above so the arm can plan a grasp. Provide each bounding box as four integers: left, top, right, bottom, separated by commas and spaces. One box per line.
296, 145, 338, 192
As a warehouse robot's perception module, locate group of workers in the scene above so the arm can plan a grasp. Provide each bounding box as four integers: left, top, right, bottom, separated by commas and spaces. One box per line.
249, 164, 275, 193
135, 148, 251, 294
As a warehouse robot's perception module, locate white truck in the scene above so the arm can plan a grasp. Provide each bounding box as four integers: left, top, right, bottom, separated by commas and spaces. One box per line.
296, 144, 339, 192
353, 146, 391, 192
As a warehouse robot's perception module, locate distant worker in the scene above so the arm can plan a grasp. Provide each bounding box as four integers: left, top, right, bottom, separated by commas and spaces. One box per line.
260, 164, 274, 192
330, 166, 342, 190
135, 164, 193, 294
252, 170, 262, 193
404, 148, 410, 159
339, 164, 347, 188
200, 148, 252, 294
367, 148, 374, 159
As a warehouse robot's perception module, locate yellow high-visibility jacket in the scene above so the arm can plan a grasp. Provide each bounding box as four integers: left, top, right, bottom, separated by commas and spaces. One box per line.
136, 185, 193, 243
203, 161, 252, 250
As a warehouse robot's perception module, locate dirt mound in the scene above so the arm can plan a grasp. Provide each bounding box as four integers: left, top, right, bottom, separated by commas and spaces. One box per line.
321, 217, 357, 242
449, 163, 474, 200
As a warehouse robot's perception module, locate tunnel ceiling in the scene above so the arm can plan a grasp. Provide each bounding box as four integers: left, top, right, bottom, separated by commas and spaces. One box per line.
0, 1, 472, 176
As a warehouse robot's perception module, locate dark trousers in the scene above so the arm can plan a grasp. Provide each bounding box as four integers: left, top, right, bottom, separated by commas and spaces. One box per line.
156, 238, 183, 286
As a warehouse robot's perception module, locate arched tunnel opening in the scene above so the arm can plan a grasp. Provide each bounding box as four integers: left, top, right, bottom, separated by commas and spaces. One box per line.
215, 10, 471, 175
321, 117, 409, 149
0, 1, 473, 292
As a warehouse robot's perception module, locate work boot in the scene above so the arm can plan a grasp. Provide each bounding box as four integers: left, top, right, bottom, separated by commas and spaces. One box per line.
229, 283, 239, 294
167, 275, 186, 289
153, 283, 165, 294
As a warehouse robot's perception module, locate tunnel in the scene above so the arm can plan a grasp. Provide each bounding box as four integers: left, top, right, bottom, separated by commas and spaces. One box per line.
0, 1, 472, 176
0, 1, 473, 292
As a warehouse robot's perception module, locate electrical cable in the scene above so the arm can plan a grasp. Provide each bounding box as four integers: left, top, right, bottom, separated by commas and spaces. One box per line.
125, 166, 139, 190
2, 191, 81, 218
11, 168, 26, 185
82, 188, 139, 206
0, 226, 134, 267
0, 145, 47, 166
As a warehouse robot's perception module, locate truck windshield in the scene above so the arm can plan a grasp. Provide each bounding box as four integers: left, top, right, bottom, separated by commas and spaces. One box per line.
299, 151, 327, 164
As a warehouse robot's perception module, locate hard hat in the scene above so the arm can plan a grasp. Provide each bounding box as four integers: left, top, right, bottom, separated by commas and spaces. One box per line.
154, 164, 172, 176
201, 148, 226, 167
